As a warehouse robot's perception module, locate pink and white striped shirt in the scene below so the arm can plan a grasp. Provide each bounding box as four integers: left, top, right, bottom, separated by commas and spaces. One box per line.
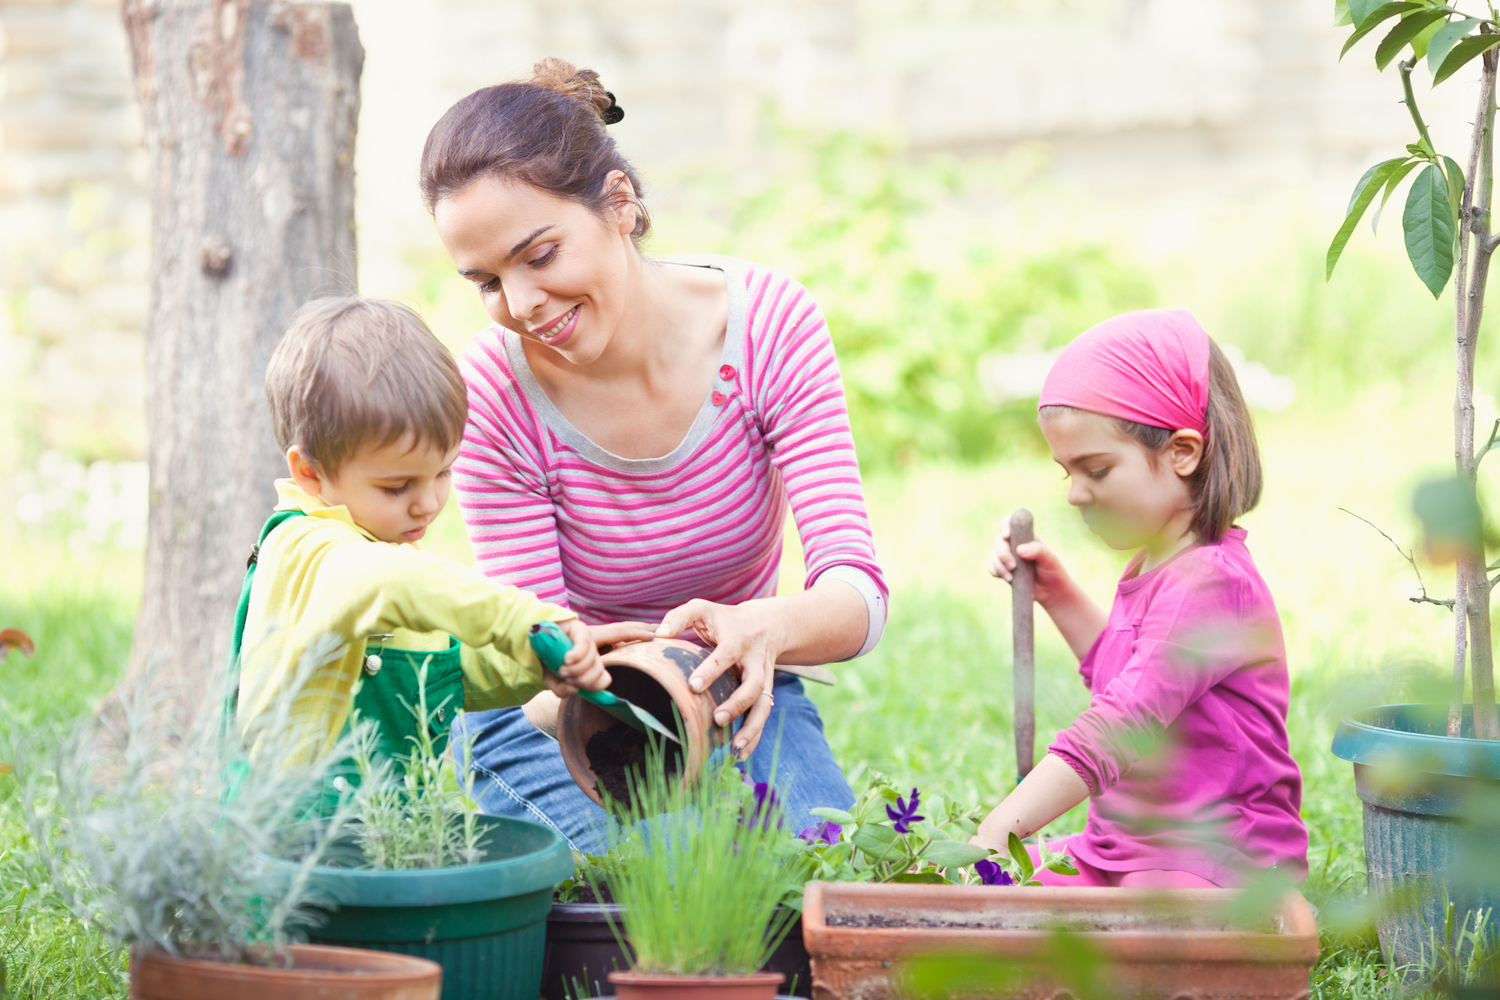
454, 255, 888, 656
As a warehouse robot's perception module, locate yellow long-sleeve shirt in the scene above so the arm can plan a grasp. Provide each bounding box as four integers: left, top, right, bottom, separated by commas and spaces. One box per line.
236, 480, 574, 762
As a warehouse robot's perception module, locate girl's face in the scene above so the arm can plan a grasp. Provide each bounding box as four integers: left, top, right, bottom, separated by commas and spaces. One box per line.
432, 173, 639, 367
1039, 408, 1203, 553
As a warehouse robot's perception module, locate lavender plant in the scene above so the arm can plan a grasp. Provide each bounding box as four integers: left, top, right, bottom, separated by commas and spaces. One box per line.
348, 660, 486, 870
20, 636, 362, 964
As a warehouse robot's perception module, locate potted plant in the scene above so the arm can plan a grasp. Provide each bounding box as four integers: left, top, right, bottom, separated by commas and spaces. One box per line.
569, 740, 827, 1000
275, 670, 576, 1000
19, 652, 443, 999
1325, 0, 1500, 971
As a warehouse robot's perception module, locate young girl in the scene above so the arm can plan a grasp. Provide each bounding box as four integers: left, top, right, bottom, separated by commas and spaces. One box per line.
976, 308, 1307, 888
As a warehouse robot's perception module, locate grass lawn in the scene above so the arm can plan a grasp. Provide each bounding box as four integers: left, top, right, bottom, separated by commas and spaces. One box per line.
0, 367, 1478, 997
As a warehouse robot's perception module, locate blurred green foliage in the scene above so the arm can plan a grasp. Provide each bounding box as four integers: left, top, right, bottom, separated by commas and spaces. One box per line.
714, 127, 1157, 468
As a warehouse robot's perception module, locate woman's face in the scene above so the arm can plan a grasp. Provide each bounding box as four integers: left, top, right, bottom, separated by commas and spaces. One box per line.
433, 173, 639, 366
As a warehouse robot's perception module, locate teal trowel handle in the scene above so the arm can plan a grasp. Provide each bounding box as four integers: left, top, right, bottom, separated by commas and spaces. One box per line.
528, 621, 624, 710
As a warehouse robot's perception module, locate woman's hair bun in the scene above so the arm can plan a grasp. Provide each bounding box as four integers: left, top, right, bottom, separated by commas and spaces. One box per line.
528, 57, 624, 125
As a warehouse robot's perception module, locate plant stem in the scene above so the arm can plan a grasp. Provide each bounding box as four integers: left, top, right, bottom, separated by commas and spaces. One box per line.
1457, 37, 1500, 740
1401, 58, 1437, 152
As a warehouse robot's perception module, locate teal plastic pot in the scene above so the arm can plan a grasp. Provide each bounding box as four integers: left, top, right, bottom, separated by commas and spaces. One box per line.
282, 816, 573, 1000
1331, 703, 1500, 968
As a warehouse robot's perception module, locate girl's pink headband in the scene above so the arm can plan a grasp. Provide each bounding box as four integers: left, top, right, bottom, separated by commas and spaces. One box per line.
1037, 308, 1210, 435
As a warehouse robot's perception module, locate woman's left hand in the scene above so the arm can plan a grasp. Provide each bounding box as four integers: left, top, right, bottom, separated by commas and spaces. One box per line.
654, 598, 783, 759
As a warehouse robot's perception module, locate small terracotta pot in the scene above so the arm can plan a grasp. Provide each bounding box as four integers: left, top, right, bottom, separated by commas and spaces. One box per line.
128, 943, 442, 1000
557, 638, 739, 809
607, 969, 785, 1000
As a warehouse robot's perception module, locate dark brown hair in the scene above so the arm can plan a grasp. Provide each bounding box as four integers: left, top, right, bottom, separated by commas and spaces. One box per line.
419, 58, 649, 240
1040, 339, 1262, 544
265, 297, 468, 476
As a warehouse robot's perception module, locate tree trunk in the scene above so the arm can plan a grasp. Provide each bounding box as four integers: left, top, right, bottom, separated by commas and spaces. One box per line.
121, 0, 362, 713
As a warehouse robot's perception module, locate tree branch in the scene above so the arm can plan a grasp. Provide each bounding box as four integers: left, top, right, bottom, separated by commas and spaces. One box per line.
1339, 507, 1452, 610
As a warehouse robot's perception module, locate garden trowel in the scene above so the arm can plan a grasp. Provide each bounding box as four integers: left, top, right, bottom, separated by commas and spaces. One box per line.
1011, 508, 1036, 782
528, 621, 681, 744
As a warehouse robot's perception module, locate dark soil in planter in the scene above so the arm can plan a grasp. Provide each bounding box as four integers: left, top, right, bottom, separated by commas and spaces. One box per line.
585, 722, 684, 803
568, 881, 615, 905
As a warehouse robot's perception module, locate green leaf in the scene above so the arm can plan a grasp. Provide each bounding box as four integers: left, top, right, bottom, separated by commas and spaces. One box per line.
1328, 158, 1408, 278
1350, 0, 1411, 26
852, 822, 898, 857
1414, 476, 1484, 551
921, 840, 992, 867
809, 807, 855, 825
1342, 2, 1423, 57
1410, 14, 1447, 60
1372, 158, 1421, 233
1434, 31, 1500, 85
1336, 0, 1353, 25
891, 871, 948, 884
1045, 858, 1081, 877
1443, 154, 1466, 226
1403, 163, 1456, 296
1008, 832, 1034, 882
1427, 16, 1479, 70
1376, 9, 1449, 70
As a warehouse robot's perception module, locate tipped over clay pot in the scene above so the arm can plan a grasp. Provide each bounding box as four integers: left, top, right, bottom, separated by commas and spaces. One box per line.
556, 638, 739, 809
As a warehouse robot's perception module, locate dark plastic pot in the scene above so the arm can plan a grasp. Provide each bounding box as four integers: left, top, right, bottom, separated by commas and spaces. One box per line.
279, 815, 573, 1000
541, 903, 813, 999
1332, 703, 1500, 969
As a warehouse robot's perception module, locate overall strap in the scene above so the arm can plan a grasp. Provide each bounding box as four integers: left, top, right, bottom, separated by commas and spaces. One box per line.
224, 509, 307, 728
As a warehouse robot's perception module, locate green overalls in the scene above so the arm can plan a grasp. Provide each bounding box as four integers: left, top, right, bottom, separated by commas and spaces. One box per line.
227, 510, 467, 809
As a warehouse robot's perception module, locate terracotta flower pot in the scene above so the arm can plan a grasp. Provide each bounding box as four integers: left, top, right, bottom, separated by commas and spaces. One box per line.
128, 943, 442, 1000
800, 881, 1320, 1000
556, 638, 739, 809
607, 969, 785, 1000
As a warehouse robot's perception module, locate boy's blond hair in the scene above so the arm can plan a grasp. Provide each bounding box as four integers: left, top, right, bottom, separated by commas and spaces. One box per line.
265, 297, 467, 475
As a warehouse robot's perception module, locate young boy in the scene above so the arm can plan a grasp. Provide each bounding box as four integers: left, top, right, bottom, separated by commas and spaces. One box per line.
231, 296, 608, 775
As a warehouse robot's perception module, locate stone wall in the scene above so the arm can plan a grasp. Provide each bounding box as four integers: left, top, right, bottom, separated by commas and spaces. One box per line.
0, 0, 1471, 469
0, 0, 147, 468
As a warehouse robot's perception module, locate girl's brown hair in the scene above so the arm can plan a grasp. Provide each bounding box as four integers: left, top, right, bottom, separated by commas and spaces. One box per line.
1041, 339, 1262, 544
419, 58, 649, 239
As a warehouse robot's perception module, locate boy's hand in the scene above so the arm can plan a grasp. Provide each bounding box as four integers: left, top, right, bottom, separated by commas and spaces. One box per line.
542, 618, 612, 697
988, 514, 1077, 612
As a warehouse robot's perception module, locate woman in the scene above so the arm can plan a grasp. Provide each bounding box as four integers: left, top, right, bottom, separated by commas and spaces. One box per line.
421, 59, 887, 851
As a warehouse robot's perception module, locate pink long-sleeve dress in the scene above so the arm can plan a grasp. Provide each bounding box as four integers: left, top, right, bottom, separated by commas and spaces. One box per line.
1043, 528, 1308, 887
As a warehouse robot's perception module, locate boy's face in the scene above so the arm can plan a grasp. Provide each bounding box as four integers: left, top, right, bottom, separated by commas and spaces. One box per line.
288, 433, 460, 544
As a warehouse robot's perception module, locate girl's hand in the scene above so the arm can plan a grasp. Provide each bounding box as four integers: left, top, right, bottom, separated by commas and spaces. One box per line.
654, 599, 780, 760
543, 618, 613, 696
988, 515, 1079, 612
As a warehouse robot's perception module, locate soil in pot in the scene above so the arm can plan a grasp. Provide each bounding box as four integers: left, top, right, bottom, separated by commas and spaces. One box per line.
585, 721, 684, 804
801, 882, 1319, 1000
129, 943, 442, 1000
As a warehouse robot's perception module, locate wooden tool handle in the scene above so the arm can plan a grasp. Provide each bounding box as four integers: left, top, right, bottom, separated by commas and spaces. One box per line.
1011, 508, 1037, 782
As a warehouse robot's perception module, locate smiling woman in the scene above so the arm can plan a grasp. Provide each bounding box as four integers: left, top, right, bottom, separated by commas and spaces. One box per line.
417, 59, 888, 851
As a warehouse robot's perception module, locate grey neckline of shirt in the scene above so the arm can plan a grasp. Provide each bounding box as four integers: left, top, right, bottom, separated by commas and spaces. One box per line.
500, 253, 748, 476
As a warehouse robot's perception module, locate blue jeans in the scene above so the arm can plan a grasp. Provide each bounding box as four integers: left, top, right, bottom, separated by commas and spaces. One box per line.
451, 673, 854, 854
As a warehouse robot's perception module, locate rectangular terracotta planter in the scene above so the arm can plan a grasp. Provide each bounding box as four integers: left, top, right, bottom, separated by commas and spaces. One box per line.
800, 882, 1320, 1000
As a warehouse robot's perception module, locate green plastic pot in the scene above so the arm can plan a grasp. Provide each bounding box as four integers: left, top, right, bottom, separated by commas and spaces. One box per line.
281, 815, 573, 1000
1331, 703, 1500, 969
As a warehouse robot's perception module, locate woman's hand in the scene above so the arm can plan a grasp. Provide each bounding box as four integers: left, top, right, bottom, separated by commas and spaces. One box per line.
654, 599, 784, 760
988, 515, 1107, 659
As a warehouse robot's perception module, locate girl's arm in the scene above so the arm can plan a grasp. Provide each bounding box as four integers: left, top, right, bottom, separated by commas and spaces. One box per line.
989, 516, 1107, 659
971, 753, 1090, 851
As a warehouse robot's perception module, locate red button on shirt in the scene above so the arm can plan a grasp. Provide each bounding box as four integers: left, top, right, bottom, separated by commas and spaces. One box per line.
719, 365, 736, 381
712, 391, 726, 406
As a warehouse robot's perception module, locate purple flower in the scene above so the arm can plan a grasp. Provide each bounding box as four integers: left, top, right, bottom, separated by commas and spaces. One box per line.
974, 859, 1014, 886
885, 788, 925, 834
798, 821, 843, 845
741, 774, 782, 831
